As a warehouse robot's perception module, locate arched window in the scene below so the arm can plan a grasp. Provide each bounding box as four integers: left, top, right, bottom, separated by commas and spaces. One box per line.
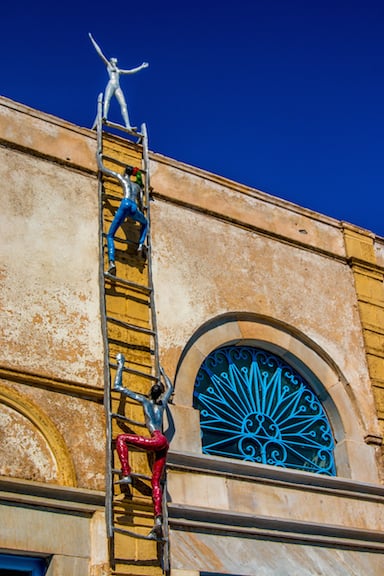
193, 345, 336, 475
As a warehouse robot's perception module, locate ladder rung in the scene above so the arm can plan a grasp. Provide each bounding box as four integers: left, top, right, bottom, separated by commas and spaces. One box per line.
110, 413, 147, 427
101, 154, 147, 172
112, 469, 151, 481
106, 316, 155, 336
103, 119, 144, 138
104, 272, 152, 294
102, 192, 127, 202
102, 195, 149, 211
109, 363, 157, 381
102, 235, 149, 253
113, 526, 166, 542
102, 235, 147, 247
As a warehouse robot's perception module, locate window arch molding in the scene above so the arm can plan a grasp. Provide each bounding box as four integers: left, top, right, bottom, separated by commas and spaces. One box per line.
173, 313, 379, 482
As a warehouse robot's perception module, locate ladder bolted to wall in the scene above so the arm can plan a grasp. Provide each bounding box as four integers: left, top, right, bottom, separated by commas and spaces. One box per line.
95, 96, 168, 576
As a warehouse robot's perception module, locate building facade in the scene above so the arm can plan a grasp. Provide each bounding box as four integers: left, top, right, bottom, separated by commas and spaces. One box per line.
1, 95, 384, 575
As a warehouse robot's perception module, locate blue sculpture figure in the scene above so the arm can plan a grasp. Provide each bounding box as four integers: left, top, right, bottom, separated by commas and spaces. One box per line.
97, 151, 148, 274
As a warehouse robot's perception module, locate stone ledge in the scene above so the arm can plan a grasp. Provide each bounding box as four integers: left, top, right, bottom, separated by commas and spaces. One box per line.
0, 476, 105, 514
167, 450, 384, 500
168, 503, 384, 551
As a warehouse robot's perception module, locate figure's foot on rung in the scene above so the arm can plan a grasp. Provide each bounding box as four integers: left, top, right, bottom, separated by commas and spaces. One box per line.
137, 244, 147, 259
115, 475, 132, 485
107, 261, 116, 275
147, 524, 163, 540
146, 516, 163, 540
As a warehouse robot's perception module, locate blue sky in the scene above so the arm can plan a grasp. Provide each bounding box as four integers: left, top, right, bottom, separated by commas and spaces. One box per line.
2, 0, 384, 236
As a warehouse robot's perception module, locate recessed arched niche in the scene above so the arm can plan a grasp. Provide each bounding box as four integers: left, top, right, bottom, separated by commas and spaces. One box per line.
0, 382, 76, 486
171, 313, 379, 483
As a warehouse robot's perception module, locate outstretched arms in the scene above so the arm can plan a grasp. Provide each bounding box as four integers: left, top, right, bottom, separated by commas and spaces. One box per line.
120, 62, 149, 75
89, 33, 148, 75
89, 32, 109, 66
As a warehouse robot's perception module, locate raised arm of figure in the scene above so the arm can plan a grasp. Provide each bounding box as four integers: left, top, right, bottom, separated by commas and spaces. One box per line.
113, 353, 147, 404
159, 366, 174, 404
89, 33, 109, 66
120, 62, 149, 75
96, 151, 124, 187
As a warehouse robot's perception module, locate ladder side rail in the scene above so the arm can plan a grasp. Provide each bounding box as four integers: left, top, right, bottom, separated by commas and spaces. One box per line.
142, 125, 171, 558
97, 93, 115, 541
141, 123, 161, 384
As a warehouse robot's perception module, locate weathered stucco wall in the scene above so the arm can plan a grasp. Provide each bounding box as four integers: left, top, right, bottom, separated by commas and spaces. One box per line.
149, 153, 384, 576
0, 123, 102, 386
0, 97, 105, 492
0, 146, 103, 384
149, 154, 380, 445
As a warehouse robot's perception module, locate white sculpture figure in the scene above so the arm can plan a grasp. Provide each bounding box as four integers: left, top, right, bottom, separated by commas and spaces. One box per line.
89, 33, 148, 130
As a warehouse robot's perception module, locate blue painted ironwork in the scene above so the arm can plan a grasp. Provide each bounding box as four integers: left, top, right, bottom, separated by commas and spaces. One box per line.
193, 346, 336, 475
0, 553, 47, 575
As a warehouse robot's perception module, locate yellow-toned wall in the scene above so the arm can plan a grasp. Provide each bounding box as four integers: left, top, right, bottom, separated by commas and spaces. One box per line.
99, 132, 166, 576
342, 224, 384, 476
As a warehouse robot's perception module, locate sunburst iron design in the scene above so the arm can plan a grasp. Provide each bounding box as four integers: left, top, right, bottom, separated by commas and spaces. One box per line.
193, 346, 336, 475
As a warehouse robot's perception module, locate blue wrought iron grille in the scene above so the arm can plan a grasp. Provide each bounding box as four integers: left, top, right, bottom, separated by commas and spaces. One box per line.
193, 346, 336, 475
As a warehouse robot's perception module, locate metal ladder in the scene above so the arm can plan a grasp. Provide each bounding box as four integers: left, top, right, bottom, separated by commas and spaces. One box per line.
96, 96, 168, 575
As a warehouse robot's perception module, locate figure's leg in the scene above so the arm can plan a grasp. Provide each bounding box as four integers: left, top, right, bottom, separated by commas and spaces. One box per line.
135, 211, 148, 248
106, 236, 116, 273
115, 432, 166, 481
115, 434, 133, 479
147, 449, 168, 539
151, 450, 168, 517
115, 431, 169, 539
103, 83, 114, 120
129, 207, 148, 250
106, 202, 128, 270
115, 88, 132, 129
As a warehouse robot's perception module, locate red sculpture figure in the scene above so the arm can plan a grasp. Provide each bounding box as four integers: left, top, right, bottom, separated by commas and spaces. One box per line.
113, 353, 173, 539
